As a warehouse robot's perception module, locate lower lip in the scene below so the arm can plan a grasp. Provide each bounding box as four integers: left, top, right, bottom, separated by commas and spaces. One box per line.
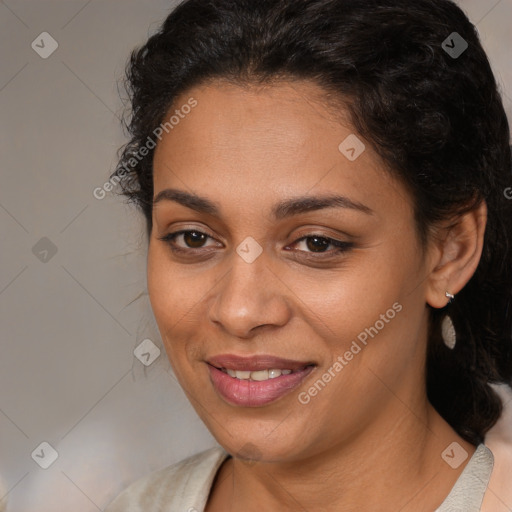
207, 364, 315, 407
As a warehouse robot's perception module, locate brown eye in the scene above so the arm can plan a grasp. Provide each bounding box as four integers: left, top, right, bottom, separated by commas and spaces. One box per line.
304, 236, 330, 253
157, 229, 218, 252
291, 235, 353, 256
182, 231, 208, 248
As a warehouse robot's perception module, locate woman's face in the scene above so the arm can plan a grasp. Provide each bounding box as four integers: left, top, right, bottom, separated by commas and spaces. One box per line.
148, 79, 435, 462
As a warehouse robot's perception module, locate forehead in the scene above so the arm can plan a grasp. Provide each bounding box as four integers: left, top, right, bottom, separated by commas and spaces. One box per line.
152, 80, 409, 218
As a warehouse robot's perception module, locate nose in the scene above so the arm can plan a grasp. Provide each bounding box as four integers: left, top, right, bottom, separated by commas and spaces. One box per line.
208, 248, 292, 339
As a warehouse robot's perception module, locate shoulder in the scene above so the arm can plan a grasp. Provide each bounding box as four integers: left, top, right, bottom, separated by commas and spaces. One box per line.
436, 444, 494, 512
105, 446, 229, 512
482, 386, 512, 511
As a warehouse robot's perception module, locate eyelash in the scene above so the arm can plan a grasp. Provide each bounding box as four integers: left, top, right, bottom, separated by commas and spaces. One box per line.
157, 229, 353, 258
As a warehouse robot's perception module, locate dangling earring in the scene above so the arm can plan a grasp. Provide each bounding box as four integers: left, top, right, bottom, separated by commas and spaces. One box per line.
442, 292, 456, 349
442, 315, 456, 349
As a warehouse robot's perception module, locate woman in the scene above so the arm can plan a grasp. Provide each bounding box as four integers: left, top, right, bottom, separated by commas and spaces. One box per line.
105, 0, 512, 510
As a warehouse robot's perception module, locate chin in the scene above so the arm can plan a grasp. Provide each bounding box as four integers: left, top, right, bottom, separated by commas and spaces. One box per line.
205, 412, 312, 462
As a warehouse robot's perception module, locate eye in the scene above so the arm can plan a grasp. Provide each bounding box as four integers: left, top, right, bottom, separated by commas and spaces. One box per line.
288, 235, 353, 256
157, 229, 219, 253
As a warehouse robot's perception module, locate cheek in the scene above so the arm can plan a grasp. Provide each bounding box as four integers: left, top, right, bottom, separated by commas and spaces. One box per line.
146, 243, 216, 366
278, 247, 411, 346
147, 246, 172, 322
147, 242, 202, 313
147, 245, 191, 348
298, 242, 422, 399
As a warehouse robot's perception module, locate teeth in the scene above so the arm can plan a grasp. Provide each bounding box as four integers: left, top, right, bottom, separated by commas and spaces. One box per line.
251, 370, 269, 381
234, 370, 251, 379
222, 368, 295, 381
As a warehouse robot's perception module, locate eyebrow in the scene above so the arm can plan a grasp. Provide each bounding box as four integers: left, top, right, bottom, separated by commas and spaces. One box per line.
153, 188, 374, 219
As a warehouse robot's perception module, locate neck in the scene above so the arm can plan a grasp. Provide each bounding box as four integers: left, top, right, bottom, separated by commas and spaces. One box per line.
209, 400, 476, 512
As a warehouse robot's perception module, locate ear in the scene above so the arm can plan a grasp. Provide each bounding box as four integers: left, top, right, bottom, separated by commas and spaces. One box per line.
425, 200, 487, 309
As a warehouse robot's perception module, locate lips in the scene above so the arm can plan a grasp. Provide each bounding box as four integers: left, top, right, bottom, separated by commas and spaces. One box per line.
206, 354, 316, 407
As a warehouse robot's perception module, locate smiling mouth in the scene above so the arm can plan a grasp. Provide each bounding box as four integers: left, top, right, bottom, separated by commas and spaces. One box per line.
206, 355, 317, 407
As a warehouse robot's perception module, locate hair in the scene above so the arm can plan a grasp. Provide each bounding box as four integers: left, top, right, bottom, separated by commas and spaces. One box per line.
112, 0, 512, 445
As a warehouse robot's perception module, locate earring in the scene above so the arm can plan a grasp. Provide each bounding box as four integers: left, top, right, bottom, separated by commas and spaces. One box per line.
441, 315, 456, 349
442, 292, 456, 349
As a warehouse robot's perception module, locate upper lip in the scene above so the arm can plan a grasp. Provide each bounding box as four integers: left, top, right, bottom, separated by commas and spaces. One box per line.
207, 354, 315, 371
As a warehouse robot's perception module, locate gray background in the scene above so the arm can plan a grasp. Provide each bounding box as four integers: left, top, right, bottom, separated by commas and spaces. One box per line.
0, 1, 511, 510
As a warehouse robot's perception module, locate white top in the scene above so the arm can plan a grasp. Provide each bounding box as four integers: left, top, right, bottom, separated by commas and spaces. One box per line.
105, 443, 493, 511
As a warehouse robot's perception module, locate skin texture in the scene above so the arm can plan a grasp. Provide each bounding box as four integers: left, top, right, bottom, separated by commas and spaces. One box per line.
147, 79, 487, 511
